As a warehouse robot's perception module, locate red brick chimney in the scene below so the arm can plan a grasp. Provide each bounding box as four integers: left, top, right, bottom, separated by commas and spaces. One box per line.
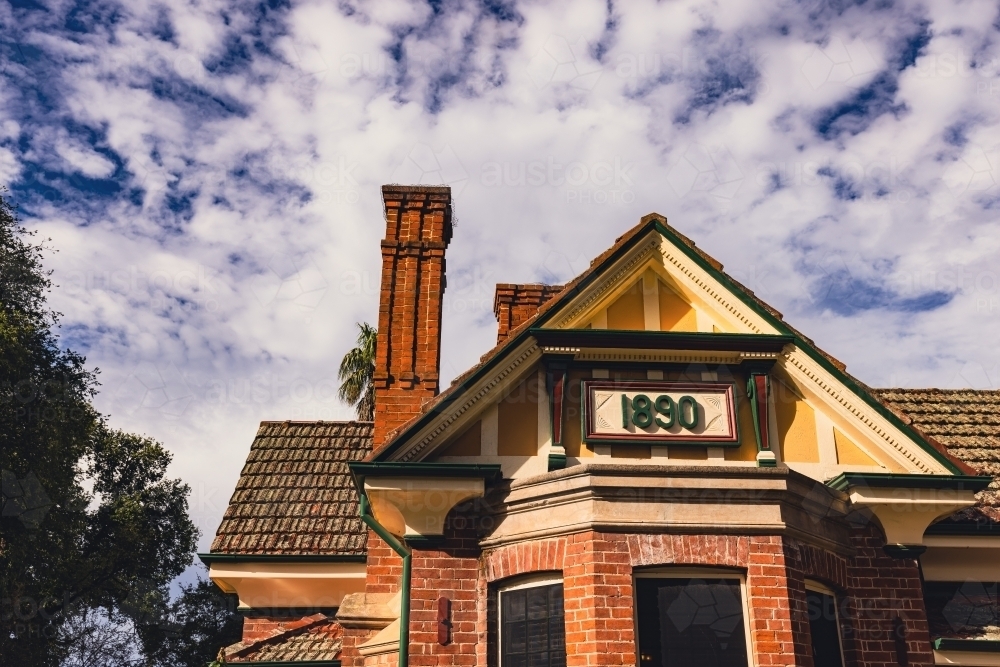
493, 283, 564, 344
372, 185, 453, 447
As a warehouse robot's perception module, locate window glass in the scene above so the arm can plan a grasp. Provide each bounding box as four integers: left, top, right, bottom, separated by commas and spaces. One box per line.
636, 577, 749, 667
501, 582, 566, 667
806, 588, 844, 667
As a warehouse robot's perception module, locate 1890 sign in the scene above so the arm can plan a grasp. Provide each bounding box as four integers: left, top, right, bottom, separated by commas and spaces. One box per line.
583, 380, 740, 446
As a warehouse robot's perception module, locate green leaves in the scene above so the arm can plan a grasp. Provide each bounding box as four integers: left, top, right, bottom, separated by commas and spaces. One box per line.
0, 190, 203, 666
338, 321, 377, 421
134, 568, 242, 667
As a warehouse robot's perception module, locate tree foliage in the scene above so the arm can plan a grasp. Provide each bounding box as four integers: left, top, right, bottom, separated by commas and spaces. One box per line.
135, 568, 242, 667
337, 321, 377, 421
0, 191, 206, 666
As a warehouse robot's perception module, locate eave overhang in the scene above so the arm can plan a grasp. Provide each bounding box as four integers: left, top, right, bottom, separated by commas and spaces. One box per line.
826, 473, 991, 550
349, 463, 502, 539
200, 554, 367, 610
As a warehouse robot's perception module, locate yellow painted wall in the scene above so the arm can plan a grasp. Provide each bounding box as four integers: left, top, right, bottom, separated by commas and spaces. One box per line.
606, 280, 646, 330
774, 378, 820, 463
834, 428, 878, 466
669, 446, 708, 460
436, 419, 482, 457
611, 444, 652, 459
498, 374, 540, 456
658, 280, 698, 332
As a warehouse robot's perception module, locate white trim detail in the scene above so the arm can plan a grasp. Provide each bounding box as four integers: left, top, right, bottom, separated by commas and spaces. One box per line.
935, 650, 1000, 666
498, 572, 564, 592
804, 579, 847, 667
779, 347, 949, 474
393, 341, 540, 462
551, 236, 660, 329
656, 238, 778, 335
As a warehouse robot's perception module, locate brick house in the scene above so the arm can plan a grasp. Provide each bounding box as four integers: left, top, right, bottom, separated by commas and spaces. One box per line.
203, 185, 1000, 667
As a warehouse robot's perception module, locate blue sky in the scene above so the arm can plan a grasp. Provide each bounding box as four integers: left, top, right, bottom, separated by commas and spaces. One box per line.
3, 0, 1000, 556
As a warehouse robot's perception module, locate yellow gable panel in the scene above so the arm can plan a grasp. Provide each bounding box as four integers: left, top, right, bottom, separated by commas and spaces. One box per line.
658, 280, 698, 332
498, 375, 540, 456
834, 427, 878, 466
606, 280, 645, 330
436, 419, 482, 457
774, 379, 821, 463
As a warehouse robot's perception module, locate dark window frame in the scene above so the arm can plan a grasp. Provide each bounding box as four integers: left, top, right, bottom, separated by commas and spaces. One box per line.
805, 580, 847, 667
633, 567, 754, 667
488, 574, 566, 667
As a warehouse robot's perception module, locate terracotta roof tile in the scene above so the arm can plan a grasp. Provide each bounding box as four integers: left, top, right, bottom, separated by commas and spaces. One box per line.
871, 389, 1000, 524
210, 421, 372, 555
222, 616, 342, 662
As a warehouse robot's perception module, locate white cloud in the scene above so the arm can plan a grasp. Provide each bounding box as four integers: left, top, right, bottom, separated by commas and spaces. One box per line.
3, 0, 1000, 567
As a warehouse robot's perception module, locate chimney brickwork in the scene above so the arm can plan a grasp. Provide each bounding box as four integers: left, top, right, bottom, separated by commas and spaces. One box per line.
493, 283, 564, 344
373, 185, 453, 448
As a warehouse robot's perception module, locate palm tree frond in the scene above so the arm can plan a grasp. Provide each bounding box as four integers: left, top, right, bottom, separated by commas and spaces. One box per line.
337, 322, 377, 421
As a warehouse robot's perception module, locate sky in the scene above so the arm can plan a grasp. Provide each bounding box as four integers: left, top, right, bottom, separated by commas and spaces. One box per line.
2, 0, 1000, 564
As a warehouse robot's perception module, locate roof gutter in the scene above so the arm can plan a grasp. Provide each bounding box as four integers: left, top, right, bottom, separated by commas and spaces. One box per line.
198, 553, 366, 564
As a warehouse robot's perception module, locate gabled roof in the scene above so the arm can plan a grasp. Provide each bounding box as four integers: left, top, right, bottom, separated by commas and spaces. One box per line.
369, 214, 971, 475
210, 421, 372, 555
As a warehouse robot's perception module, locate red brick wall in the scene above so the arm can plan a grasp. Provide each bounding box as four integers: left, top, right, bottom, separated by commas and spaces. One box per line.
408, 533, 481, 667
493, 283, 564, 344
366, 530, 404, 595
373, 185, 453, 448
239, 612, 330, 643
347, 526, 935, 667
477, 533, 814, 667
337, 531, 406, 667
841, 523, 934, 667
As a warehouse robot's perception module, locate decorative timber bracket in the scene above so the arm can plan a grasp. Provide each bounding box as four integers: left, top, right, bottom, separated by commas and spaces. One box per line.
543, 351, 576, 472
744, 360, 776, 468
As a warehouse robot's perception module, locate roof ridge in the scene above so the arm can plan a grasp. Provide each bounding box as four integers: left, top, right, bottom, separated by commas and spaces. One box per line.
873, 388, 1000, 394
258, 420, 375, 425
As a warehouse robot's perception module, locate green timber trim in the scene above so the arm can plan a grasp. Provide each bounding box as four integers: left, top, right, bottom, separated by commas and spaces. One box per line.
374, 215, 970, 474
825, 472, 993, 493
529, 328, 794, 352
198, 553, 366, 565
933, 638, 1000, 653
